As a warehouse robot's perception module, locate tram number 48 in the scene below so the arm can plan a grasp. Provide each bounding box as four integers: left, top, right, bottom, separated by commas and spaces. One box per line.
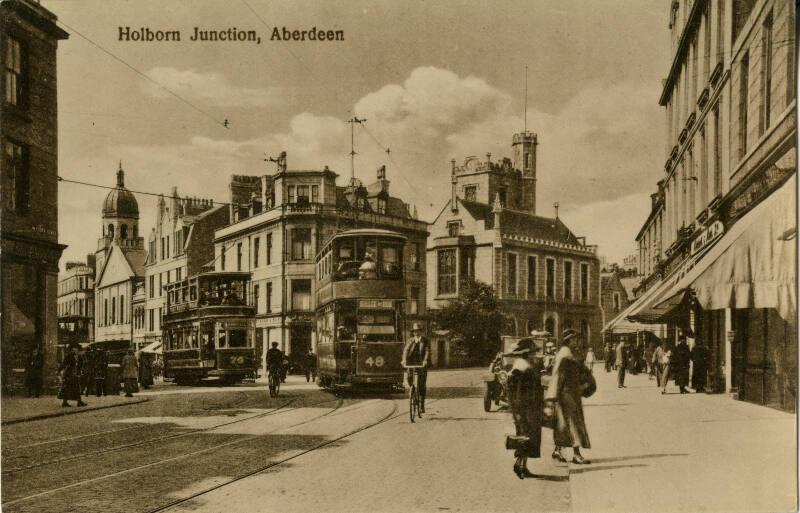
364, 356, 385, 367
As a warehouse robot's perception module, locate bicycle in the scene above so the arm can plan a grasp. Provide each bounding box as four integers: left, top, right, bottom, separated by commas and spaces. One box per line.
268, 367, 281, 397
404, 365, 424, 422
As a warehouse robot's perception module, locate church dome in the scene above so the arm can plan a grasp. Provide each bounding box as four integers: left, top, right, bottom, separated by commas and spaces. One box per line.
103, 163, 139, 219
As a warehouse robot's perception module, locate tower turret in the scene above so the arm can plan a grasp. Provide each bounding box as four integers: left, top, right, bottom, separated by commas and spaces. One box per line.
512, 131, 538, 214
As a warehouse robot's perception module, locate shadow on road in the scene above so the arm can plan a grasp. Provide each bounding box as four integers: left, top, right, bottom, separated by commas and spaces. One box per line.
426, 386, 484, 400
569, 462, 649, 475
589, 453, 688, 464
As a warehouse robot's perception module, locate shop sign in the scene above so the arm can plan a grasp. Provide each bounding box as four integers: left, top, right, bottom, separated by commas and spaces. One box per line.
691, 221, 724, 255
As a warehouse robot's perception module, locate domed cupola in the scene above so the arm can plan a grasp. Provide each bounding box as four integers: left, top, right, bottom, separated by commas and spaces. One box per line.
102, 162, 139, 219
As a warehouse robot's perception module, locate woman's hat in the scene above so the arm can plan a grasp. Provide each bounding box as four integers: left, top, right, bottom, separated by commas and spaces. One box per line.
504, 338, 534, 356
411, 322, 423, 332
561, 329, 578, 342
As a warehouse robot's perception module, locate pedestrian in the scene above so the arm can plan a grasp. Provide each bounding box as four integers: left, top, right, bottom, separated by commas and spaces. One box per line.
615, 340, 627, 388
121, 349, 139, 397
672, 336, 691, 394
94, 349, 108, 396
138, 352, 154, 389
58, 343, 87, 407
604, 341, 614, 373
584, 347, 595, 374
505, 338, 544, 479
25, 345, 44, 398
546, 329, 591, 464
82, 346, 96, 396
660, 344, 673, 394
691, 342, 710, 393
402, 322, 430, 413
645, 341, 656, 380
280, 356, 289, 383
652, 342, 664, 387
304, 350, 317, 383
152, 357, 164, 381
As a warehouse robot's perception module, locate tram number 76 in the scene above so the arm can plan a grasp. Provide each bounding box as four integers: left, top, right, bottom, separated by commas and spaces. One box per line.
364, 356, 385, 367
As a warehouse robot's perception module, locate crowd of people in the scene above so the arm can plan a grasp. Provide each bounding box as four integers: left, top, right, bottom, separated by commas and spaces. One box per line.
603, 336, 711, 394
21, 342, 160, 407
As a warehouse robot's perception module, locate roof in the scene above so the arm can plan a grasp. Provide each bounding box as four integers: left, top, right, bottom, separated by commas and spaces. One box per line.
457, 199, 580, 244
329, 228, 407, 240
619, 277, 640, 301
103, 167, 139, 219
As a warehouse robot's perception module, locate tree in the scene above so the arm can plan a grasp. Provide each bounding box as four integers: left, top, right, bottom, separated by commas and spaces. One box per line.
429, 280, 505, 362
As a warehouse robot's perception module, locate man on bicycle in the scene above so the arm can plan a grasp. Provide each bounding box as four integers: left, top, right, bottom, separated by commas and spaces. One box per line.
266, 342, 283, 392
402, 322, 430, 413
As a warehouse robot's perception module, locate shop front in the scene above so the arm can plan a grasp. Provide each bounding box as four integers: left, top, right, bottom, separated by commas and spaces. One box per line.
643, 173, 796, 411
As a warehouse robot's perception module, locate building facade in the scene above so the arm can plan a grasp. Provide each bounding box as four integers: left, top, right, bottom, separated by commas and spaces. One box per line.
57, 258, 96, 351
212, 154, 428, 374
143, 187, 227, 350
428, 132, 603, 361
94, 165, 147, 347
616, 0, 795, 412
1, 0, 69, 392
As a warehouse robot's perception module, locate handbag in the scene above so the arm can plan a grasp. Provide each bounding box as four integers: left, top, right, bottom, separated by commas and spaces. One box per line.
579, 366, 597, 398
505, 435, 529, 451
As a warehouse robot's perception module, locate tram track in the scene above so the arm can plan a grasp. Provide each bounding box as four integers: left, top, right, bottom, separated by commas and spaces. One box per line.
3, 393, 300, 475
5, 390, 255, 452
2, 396, 346, 508
144, 397, 399, 513
143, 373, 478, 513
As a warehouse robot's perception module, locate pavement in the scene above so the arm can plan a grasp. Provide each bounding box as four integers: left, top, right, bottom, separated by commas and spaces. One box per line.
162, 367, 796, 513
1, 393, 149, 425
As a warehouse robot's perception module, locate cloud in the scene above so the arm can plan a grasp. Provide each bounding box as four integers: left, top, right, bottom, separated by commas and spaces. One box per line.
143, 67, 281, 108
60, 66, 663, 267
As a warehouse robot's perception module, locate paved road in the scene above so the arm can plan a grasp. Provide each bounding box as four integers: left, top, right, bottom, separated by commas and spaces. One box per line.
2, 368, 795, 513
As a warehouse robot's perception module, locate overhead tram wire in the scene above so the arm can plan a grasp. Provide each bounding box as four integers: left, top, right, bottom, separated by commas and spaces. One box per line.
54, 19, 230, 130
238, 0, 315, 76
57, 176, 232, 206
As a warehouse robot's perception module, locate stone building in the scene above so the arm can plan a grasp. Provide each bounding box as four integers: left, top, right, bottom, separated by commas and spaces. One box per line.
611, 0, 795, 411
94, 164, 147, 347
212, 153, 428, 374
427, 132, 603, 360
1, 0, 69, 392
142, 187, 227, 350
57, 257, 95, 351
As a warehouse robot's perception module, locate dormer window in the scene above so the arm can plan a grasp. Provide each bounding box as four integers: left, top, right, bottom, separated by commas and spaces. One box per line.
377, 197, 387, 214
297, 185, 309, 204
447, 221, 460, 237
498, 187, 507, 208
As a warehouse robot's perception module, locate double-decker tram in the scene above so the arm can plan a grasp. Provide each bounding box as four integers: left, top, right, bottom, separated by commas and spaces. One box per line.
162, 271, 257, 385
315, 229, 407, 391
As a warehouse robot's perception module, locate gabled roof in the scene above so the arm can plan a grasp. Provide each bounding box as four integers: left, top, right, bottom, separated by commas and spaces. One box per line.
619, 276, 640, 301
96, 243, 145, 288
456, 199, 581, 244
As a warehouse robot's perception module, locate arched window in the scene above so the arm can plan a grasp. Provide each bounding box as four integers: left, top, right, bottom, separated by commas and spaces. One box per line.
107, 224, 115, 239
527, 319, 537, 335
120, 224, 128, 239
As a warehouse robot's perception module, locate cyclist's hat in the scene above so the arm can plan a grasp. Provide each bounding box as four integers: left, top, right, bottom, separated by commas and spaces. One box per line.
411, 322, 423, 332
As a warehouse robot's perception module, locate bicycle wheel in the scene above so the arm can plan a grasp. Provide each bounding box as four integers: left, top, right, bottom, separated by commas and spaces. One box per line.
409, 386, 418, 422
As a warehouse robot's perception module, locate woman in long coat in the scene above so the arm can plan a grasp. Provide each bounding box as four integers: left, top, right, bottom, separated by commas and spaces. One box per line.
672, 337, 691, 394
121, 350, 139, 397
506, 338, 544, 479
546, 329, 591, 464
58, 344, 87, 407
138, 352, 154, 389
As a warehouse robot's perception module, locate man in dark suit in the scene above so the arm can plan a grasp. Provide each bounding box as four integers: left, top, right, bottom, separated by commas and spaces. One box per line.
402, 322, 430, 412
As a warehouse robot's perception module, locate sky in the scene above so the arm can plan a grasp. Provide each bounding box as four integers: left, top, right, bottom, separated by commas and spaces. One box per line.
44, 0, 671, 268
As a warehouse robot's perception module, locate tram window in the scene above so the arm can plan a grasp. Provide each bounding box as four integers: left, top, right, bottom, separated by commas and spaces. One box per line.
338, 241, 354, 260
217, 328, 227, 348
228, 330, 247, 348
380, 245, 401, 277
190, 285, 197, 301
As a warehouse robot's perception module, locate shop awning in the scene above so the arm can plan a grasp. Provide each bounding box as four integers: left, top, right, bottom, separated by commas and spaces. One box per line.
603, 275, 675, 333
651, 174, 796, 321
630, 289, 691, 323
